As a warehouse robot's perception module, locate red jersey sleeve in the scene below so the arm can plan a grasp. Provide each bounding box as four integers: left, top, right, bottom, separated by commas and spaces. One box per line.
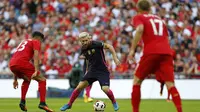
32, 40, 41, 51
132, 15, 143, 28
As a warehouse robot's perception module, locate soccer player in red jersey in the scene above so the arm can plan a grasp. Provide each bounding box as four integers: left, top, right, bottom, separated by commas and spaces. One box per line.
9, 31, 53, 112
127, 0, 182, 112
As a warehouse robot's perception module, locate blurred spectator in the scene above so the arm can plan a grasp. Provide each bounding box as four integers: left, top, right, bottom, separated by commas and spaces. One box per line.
56, 58, 72, 78
134, 46, 143, 63
0, 55, 12, 78
183, 56, 200, 76
174, 53, 184, 73
182, 49, 191, 63
17, 10, 28, 26
45, 66, 58, 79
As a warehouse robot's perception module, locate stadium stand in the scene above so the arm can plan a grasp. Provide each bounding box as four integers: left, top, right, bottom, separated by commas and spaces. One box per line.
0, 0, 200, 79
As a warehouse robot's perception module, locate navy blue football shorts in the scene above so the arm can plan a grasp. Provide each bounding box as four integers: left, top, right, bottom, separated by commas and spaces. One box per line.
81, 71, 110, 86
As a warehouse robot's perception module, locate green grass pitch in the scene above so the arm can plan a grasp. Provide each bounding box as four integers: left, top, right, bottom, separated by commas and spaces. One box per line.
0, 98, 199, 112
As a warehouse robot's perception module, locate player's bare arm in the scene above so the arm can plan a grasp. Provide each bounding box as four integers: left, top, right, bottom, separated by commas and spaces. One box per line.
128, 24, 144, 63
32, 50, 40, 78
130, 24, 144, 54
103, 43, 120, 66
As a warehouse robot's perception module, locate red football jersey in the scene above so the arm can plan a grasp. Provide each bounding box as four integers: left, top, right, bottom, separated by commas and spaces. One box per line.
10, 39, 41, 66
132, 13, 172, 55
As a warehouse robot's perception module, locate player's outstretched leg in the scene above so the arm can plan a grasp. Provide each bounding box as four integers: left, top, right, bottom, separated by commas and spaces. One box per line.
166, 82, 182, 112
60, 89, 81, 111
102, 86, 119, 111
60, 81, 88, 111
19, 99, 27, 112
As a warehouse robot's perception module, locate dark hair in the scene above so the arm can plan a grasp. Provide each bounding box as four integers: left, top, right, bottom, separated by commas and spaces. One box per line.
32, 31, 44, 40
137, 0, 151, 12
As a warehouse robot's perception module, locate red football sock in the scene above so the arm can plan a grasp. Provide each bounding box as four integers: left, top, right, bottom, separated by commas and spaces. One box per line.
21, 81, 30, 100
38, 80, 46, 102
169, 87, 182, 112
105, 89, 116, 103
68, 89, 81, 106
86, 85, 92, 97
131, 85, 141, 112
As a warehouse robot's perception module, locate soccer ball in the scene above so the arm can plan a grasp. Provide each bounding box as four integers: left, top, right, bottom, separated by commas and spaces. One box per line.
93, 100, 106, 112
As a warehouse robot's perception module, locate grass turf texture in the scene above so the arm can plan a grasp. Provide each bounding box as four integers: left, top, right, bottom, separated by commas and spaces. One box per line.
0, 98, 199, 112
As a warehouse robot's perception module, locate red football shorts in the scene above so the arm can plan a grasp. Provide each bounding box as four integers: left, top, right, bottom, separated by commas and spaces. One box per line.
135, 54, 174, 82
10, 61, 36, 80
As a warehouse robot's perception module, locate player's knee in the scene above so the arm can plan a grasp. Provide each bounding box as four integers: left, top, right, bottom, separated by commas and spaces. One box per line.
23, 80, 30, 84
165, 81, 175, 90
42, 77, 46, 81
76, 87, 84, 91
39, 77, 46, 82
133, 76, 143, 85
101, 86, 109, 93
34, 76, 46, 82
76, 82, 88, 91
39, 76, 46, 81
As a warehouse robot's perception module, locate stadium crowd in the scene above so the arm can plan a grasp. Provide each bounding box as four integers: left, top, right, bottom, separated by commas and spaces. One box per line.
0, 0, 200, 79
